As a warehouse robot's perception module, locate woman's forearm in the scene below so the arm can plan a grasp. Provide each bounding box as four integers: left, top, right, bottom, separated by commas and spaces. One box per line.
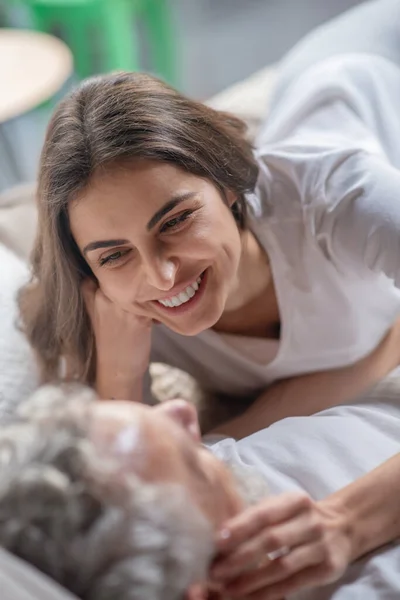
323, 452, 400, 560
214, 319, 400, 439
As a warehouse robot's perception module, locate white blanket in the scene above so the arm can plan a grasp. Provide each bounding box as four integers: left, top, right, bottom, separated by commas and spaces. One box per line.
210, 378, 400, 599
0, 243, 39, 417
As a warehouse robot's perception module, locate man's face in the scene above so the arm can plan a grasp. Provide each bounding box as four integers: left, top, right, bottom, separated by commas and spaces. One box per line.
89, 400, 244, 529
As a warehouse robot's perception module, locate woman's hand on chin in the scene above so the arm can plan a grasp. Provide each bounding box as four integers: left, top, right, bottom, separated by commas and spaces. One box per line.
82, 279, 152, 401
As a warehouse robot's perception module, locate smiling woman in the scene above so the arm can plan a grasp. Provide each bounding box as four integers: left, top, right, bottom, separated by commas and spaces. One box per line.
17, 12, 400, 408
19, 71, 259, 384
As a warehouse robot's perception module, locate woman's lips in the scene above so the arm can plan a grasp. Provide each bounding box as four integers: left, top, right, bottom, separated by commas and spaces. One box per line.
152, 269, 208, 316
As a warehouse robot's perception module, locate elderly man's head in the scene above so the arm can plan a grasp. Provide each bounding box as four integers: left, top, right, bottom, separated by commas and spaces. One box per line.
0, 386, 265, 600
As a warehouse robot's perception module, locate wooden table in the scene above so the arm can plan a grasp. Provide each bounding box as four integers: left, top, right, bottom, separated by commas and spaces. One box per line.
0, 28, 73, 179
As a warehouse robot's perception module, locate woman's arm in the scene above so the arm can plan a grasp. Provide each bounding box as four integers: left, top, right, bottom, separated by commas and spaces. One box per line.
82, 280, 152, 402
265, 97, 400, 286
213, 317, 400, 439
316, 149, 400, 286
326, 451, 400, 562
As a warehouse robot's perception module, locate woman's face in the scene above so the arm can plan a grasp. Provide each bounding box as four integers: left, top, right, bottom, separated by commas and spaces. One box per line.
69, 159, 242, 335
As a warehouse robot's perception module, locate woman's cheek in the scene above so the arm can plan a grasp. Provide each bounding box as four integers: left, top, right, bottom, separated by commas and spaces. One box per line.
98, 272, 139, 308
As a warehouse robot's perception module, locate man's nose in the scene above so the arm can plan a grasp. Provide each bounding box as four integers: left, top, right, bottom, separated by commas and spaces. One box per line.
158, 399, 201, 442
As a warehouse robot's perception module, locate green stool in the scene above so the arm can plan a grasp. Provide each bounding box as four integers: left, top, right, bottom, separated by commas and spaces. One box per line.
19, 0, 178, 84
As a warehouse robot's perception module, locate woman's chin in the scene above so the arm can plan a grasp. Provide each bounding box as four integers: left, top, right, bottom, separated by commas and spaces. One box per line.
162, 319, 215, 337
159, 305, 224, 337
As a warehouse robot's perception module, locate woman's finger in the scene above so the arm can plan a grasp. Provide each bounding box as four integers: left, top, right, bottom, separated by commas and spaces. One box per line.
216, 492, 312, 554
224, 541, 324, 597
212, 510, 322, 580
241, 562, 337, 600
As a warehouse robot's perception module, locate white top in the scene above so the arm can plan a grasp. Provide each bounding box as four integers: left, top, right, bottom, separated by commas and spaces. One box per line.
151, 53, 400, 398
208, 375, 400, 600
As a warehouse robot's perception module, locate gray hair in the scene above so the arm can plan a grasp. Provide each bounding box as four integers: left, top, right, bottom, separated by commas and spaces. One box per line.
0, 386, 214, 600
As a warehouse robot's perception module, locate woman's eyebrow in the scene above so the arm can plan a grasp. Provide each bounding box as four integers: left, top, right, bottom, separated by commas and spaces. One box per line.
146, 191, 197, 231
82, 191, 197, 255
83, 239, 129, 256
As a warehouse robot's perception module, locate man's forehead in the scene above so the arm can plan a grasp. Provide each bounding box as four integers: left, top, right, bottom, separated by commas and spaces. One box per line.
88, 402, 146, 454
92, 400, 143, 419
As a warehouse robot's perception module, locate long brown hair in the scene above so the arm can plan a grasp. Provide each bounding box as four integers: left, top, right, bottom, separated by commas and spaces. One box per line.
19, 72, 259, 383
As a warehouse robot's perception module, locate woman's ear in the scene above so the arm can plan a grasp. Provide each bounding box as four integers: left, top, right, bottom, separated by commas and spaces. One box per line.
225, 189, 237, 208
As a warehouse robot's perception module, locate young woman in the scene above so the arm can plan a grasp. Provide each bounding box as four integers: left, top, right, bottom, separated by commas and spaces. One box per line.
21, 0, 400, 428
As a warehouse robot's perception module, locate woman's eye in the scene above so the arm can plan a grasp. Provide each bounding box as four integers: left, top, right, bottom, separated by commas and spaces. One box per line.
160, 210, 193, 233
99, 249, 129, 267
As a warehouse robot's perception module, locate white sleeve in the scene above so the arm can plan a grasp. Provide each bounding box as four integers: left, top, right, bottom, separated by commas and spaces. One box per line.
258, 54, 400, 286
315, 149, 400, 286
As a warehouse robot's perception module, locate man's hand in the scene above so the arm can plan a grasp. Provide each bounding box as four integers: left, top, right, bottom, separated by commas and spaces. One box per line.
82, 279, 152, 400
210, 492, 352, 599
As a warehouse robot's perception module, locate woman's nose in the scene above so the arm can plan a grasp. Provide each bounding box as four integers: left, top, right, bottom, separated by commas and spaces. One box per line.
143, 255, 179, 291
157, 399, 201, 442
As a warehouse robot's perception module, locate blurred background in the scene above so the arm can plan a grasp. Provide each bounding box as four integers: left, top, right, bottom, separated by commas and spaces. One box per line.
0, 0, 363, 192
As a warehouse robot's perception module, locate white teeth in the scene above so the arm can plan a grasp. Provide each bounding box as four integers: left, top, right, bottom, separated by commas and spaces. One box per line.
157, 276, 203, 308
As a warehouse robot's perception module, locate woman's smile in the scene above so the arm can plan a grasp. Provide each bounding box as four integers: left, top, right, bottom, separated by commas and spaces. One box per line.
152, 270, 208, 316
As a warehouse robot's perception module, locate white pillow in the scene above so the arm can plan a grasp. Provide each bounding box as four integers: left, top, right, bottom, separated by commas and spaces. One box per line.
0, 243, 39, 419
0, 547, 77, 600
